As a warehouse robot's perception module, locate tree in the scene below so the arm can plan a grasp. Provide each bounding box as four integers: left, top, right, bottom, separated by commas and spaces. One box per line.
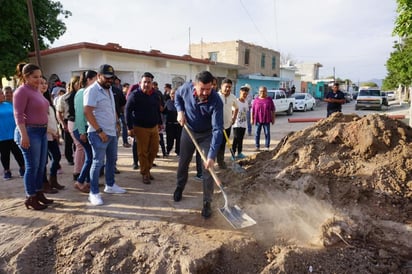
393, 0, 412, 37
0, 0, 71, 79
383, 0, 412, 91
360, 82, 378, 87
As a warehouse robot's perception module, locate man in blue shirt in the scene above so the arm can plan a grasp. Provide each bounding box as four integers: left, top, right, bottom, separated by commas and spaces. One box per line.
173, 70, 224, 218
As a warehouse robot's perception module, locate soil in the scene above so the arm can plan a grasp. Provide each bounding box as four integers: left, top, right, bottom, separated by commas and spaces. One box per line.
1, 112, 411, 273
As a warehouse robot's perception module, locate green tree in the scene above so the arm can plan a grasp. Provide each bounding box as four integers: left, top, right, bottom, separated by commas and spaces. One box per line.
393, 0, 412, 37
383, 0, 412, 91
0, 0, 71, 79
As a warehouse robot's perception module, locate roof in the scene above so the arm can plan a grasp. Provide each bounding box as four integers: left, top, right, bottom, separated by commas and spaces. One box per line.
29, 42, 213, 65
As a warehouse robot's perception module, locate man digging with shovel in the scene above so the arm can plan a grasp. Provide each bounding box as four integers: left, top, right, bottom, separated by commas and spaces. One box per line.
173, 71, 224, 218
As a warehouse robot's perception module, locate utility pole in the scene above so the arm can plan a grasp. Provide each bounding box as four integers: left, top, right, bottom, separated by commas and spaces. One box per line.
27, 0, 42, 68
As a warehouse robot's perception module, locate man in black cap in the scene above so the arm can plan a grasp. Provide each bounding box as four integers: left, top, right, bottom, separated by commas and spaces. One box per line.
83, 64, 127, 206
125, 72, 162, 184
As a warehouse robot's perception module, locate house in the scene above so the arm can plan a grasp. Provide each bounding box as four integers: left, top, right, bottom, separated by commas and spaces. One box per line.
28, 42, 241, 89
189, 40, 281, 96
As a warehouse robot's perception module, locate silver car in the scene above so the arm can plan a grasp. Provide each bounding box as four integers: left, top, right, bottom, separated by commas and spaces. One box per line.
291, 93, 316, 111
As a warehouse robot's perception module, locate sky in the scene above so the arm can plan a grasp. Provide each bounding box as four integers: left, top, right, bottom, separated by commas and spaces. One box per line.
53, 0, 398, 82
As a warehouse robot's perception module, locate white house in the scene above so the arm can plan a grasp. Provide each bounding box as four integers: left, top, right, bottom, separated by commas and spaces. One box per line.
28, 42, 241, 89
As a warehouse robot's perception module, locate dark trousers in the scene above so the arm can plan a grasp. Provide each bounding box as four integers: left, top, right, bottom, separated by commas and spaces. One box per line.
132, 138, 139, 166
0, 139, 25, 170
232, 127, 246, 155
166, 123, 182, 155
159, 133, 166, 156
47, 139, 61, 176
62, 128, 74, 163
217, 127, 231, 165
176, 128, 214, 202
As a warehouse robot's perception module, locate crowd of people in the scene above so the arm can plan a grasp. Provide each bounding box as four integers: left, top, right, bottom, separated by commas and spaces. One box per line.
1, 63, 279, 218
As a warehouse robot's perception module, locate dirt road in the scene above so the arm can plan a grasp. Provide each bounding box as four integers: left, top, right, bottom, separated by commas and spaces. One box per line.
1, 101, 411, 273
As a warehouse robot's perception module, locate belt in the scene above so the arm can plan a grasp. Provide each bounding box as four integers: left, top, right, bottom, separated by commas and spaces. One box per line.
26, 124, 47, 128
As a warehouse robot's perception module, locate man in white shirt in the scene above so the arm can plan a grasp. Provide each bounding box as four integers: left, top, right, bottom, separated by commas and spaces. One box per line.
216, 78, 238, 169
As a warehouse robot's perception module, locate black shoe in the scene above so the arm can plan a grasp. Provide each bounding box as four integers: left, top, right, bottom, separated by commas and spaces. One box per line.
132, 164, 139, 170
218, 162, 227, 169
173, 186, 183, 202
201, 201, 212, 218
114, 167, 120, 174
73, 173, 80, 181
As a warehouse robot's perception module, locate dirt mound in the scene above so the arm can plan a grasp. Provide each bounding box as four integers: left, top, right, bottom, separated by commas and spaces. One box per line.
221, 112, 412, 273
1, 112, 412, 273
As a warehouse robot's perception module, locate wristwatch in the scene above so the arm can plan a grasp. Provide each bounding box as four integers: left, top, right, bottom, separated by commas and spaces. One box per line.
96, 128, 103, 134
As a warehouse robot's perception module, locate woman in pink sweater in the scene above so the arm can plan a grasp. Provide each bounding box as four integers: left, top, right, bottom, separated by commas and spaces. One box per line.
13, 63, 52, 210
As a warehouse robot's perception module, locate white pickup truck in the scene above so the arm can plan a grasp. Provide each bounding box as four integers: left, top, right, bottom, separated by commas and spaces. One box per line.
266, 89, 295, 115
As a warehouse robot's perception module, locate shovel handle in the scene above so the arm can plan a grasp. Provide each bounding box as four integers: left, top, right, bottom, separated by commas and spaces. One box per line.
183, 124, 224, 190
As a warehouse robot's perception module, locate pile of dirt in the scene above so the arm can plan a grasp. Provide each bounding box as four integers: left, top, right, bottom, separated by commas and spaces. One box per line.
1, 112, 411, 273
223, 112, 412, 273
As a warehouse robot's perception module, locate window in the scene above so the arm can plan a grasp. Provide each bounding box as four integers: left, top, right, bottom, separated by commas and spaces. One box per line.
244, 49, 250, 65
261, 53, 266, 68
209, 52, 218, 62
272, 56, 276, 69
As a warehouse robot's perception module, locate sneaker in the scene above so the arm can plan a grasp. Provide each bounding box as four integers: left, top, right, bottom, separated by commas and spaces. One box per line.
194, 175, 203, 181
264, 147, 270, 151
88, 193, 103, 206
230, 156, 235, 161
19, 168, 25, 177
254, 147, 260, 152
201, 201, 212, 218
132, 164, 139, 170
173, 186, 183, 202
123, 143, 131, 148
237, 153, 246, 159
3, 171, 12, 180
104, 183, 126, 194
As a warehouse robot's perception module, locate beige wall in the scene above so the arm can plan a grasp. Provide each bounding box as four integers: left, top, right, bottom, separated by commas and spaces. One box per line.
190, 40, 280, 77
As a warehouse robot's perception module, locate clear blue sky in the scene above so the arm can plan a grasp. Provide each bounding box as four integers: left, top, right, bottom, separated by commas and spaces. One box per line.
53, 0, 398, 82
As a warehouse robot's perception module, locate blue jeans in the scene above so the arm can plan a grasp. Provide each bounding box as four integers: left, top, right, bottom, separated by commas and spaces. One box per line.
15, 127, 48, 196
88, 132, 117, 194
73, 129, 92, 184
255, 122, 271, 149
47, 140, 61, 176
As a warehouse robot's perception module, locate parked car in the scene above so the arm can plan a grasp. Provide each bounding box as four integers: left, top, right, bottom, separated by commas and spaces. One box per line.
355, 88, 383, 110
266, 90, 295, 115
291, 93, 316, 111
386, 91, 396, 101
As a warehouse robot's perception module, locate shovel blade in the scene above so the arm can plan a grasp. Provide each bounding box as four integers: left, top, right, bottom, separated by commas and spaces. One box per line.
219, 205, 256, 229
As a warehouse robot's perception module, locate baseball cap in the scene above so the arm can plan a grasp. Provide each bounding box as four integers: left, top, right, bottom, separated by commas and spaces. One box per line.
240, 85, 250, 92
98, 64, 115, 78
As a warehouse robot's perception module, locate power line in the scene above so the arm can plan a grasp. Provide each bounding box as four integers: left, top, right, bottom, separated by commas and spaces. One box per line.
239, 0, 273, 48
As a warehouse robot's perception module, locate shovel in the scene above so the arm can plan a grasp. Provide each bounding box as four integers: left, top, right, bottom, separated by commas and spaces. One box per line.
184, 124, 256, 229
222, 130, 246, 173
